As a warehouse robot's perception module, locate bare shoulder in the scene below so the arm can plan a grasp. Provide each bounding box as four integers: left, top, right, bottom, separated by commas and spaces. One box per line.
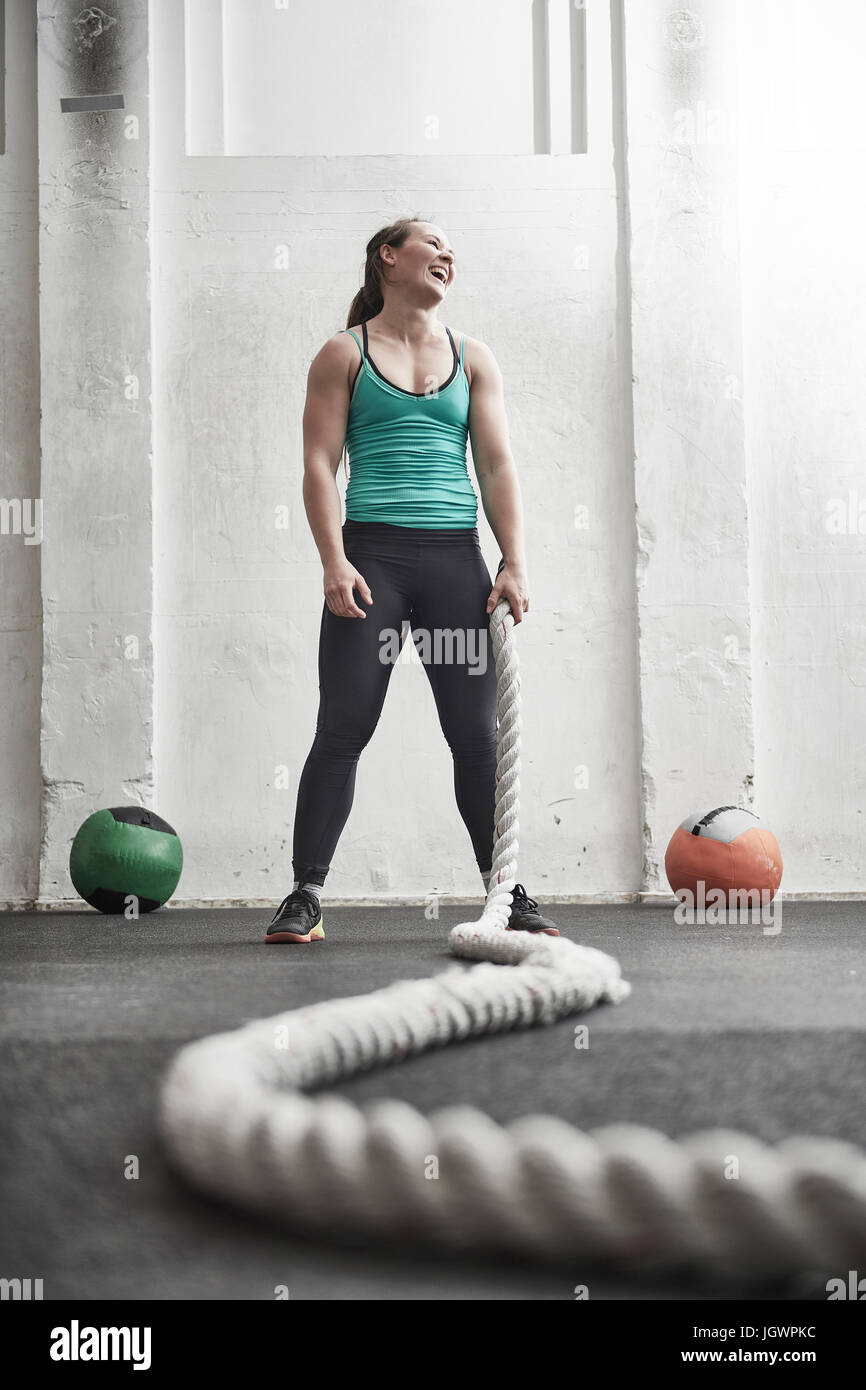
307, 329, 361, 389
315, 329, 361, 364
456, 333, 501, 389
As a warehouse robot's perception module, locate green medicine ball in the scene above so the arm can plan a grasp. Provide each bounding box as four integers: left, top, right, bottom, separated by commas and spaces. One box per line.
69, 806, 183, 914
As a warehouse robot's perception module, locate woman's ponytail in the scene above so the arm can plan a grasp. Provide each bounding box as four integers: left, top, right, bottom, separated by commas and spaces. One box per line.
344, 217, 422, 329
345, 282, 380, 329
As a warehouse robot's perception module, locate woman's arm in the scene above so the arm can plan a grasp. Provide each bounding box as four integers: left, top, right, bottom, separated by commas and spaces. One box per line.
302, 336, 373, 618
465, 337, 529, 622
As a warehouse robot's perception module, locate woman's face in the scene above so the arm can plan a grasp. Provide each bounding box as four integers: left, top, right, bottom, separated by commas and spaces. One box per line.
383, 222, 456, 301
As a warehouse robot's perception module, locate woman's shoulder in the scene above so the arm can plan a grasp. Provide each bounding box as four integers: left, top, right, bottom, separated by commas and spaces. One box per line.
454, 330, 493, 354
450, 331, 497, 386
306, 330, 364, 392
313, 328, 364, 363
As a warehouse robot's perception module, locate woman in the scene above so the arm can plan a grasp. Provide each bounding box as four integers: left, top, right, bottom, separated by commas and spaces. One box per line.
266, 217, 559, 942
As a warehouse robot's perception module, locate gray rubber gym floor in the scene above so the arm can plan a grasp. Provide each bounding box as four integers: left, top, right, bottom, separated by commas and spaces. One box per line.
1, 902, 863, 1301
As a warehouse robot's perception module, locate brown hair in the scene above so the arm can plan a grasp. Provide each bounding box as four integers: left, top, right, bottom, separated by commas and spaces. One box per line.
339, 216, 431, 479
345, 216, 425, 329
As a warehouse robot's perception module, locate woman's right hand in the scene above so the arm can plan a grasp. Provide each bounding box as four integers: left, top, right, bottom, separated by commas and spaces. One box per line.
323, 558, 373, 618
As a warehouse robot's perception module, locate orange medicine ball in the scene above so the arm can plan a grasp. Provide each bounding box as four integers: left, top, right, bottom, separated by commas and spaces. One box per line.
665, 806, 783, 904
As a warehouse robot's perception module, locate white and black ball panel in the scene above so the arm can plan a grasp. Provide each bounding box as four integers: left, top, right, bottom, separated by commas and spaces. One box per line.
679, 806, 760, 844
666, 803, 783, 905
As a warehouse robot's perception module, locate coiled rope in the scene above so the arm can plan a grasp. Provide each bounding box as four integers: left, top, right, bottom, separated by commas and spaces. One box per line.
159, 597, 866, 1285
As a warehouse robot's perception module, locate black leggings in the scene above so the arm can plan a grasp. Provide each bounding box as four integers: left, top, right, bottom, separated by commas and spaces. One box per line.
292, 520, 503, 887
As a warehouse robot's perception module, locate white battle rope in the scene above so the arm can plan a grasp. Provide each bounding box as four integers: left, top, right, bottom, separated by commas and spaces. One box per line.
159, 599, 866, 1285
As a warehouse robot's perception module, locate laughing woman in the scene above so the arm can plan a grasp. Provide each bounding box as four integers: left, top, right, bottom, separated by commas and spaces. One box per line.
266, 217, 559, 943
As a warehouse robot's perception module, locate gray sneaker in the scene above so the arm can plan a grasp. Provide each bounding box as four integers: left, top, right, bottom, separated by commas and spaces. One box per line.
265, 888, 324, 943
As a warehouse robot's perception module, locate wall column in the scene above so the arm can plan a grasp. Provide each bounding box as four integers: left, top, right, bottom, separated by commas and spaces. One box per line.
622, 0, 754, 893
36, 1, 154, 903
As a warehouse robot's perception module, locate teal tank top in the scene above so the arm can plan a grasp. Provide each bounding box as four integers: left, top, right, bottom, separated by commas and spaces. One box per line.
340, 323, 477, 529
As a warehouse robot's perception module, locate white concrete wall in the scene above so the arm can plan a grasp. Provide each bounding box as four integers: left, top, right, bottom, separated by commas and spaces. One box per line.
624, 1, 753, 892
34, 0, 154, 904
3, 0, 864, 906
152, 0, 639, 905
737, 0, 866, 891
0, 0, 41, 902
220, 0, 535, 157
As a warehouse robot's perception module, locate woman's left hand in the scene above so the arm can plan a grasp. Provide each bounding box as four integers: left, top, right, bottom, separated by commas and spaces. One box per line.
486, 562, 530, 624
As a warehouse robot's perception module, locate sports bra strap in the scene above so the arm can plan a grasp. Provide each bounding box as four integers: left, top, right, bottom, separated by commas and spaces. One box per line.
343, 323, 464, 378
